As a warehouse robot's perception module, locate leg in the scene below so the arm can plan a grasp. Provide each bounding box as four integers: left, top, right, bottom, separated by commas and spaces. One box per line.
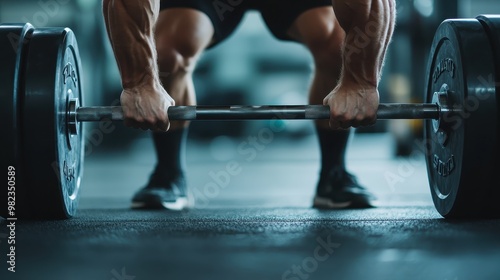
288, 7, 349, 173
288, 7, 373, 208
288, 7, 343, 122
131, 8, 213, 210
155, 8, 214, 124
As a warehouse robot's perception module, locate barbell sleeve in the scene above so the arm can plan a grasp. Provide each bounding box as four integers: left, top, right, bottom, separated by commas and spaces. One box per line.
75, 104, 440, 122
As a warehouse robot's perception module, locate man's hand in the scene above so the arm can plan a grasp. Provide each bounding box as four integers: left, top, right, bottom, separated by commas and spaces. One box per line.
120, 82, 174, 131
104, 0, 169, 131
326, 0, 394, 129
323, 81, 379, 130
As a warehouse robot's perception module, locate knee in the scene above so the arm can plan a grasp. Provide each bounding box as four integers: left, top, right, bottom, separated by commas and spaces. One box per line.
154, 9, 213, 77
305, 23, 345, 72
156, 31, 204, 76
156, 44, 198, 76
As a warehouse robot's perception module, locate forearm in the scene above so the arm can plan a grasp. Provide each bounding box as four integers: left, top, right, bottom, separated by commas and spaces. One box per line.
103, 0, 160, 89
333, 0, 395, 87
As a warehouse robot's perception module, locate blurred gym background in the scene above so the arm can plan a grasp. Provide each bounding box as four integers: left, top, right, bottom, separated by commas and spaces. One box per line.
1, 0, 498, 154
3, 4, 500, 279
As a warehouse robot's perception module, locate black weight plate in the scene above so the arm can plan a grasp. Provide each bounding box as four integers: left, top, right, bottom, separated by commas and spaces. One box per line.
476, 15, 500, 215
23, 27, 84, 219
477, 15, 500, 92
0, 23, 34, 218
424, 19, 498, 218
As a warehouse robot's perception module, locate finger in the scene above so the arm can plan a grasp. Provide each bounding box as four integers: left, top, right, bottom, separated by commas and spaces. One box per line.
352, 115, 364, 128
323, 97, 330, 106
328, 108, 344, 130
152, 126, 164, 132
124, 118, 138, 129
163, 115, 171, 132
154, 122, 169, 132
360, 116, 377, 127
331, 122, 348, 131
339, 121, 351, 130
335, 113, 351, 129
155, 115, 170, 132
134, 119, 149, 131
164, 121, 171, 132
146, 119, 157, 131
329, 118, 341, 130
360, 120, 373, 127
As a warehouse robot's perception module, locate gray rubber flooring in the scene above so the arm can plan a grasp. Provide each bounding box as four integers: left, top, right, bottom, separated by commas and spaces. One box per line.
2, 133, 500, 280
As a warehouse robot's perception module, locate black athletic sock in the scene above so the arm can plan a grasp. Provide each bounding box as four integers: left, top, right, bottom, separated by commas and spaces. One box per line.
315, 127, 351, 178
149, 128, 188, 186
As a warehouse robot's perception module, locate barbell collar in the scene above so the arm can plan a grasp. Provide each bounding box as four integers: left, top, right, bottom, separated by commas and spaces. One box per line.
75, 104, 440, 122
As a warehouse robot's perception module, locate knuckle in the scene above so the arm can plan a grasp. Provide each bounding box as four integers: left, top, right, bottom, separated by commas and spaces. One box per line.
339, 113, 349, 121
123, 111, 134, 119
330, 109, 342, 118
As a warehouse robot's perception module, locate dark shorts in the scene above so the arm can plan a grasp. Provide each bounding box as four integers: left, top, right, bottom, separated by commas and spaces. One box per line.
160, 0, 331, 46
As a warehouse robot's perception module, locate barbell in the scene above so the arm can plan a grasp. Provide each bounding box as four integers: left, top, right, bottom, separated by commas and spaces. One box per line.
0, 15, 499, 220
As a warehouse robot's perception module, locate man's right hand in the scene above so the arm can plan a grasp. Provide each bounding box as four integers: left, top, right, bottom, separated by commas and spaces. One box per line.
120, 82, 174, 131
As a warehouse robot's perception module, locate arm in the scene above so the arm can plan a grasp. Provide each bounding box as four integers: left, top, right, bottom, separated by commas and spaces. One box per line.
325, 0, 395, 129
103, 0, 173, 131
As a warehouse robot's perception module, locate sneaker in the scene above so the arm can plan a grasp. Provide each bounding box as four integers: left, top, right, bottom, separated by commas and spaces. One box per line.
131, 174, 189, 211
313, 169, 374, 209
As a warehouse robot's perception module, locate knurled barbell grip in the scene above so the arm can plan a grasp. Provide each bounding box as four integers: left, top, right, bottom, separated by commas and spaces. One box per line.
75, 104, 440, 122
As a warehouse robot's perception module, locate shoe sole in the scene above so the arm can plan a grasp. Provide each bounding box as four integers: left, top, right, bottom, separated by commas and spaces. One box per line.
313, 196, 352, 209
131, 197, 189, 211
313, 195, 374, 209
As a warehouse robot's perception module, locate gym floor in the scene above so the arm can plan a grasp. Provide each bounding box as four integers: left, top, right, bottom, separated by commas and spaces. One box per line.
2, 131, 500, 280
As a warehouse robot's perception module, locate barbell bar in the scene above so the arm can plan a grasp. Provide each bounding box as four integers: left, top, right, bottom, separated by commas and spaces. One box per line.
74, 103, 442, 122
